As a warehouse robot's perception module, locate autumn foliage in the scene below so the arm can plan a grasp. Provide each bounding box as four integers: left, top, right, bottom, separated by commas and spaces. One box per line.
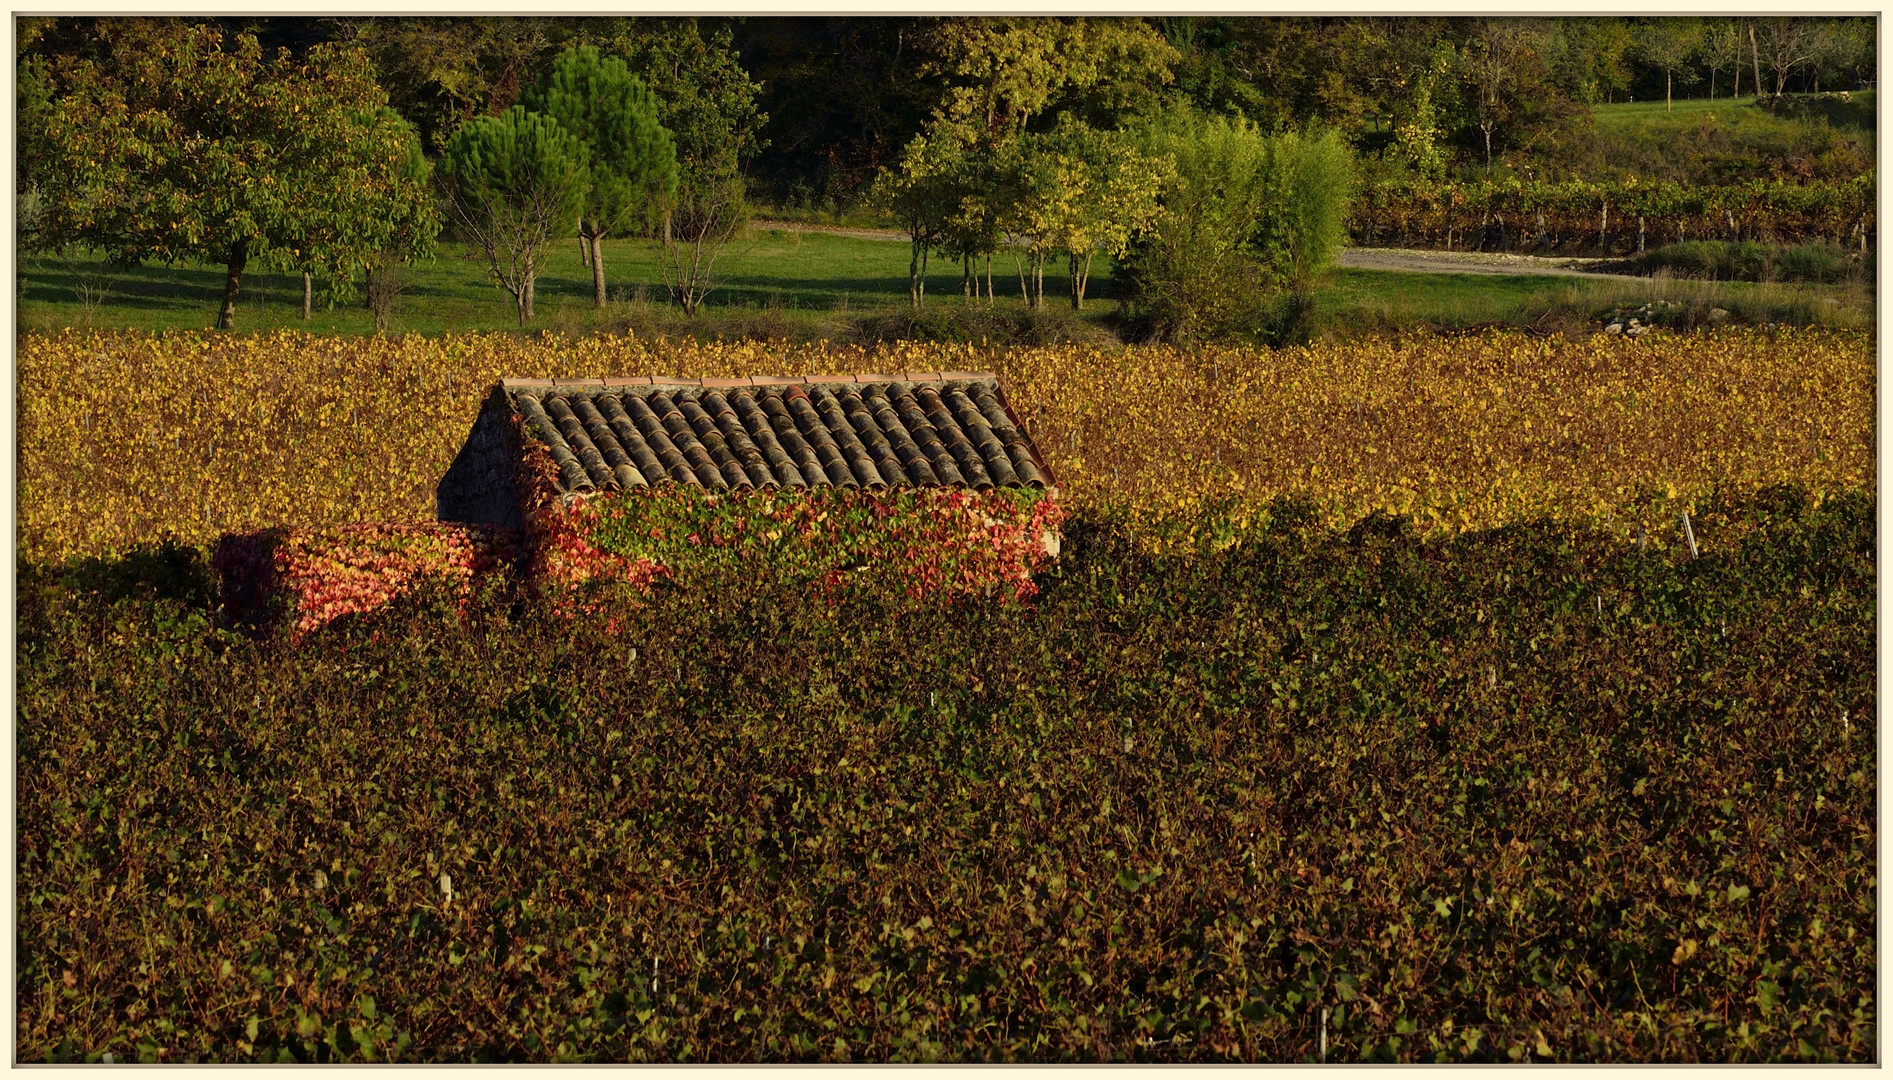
16, 327, 1872, 569
211, 524, 521, 637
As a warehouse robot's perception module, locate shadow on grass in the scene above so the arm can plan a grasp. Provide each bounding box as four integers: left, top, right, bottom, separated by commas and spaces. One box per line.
19, 536, 218, 610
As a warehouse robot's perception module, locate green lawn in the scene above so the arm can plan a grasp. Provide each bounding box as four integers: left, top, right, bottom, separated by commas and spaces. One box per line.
15, 228, 1114, 337
17, 223, 1870, 341
1590, 91, 1875, 149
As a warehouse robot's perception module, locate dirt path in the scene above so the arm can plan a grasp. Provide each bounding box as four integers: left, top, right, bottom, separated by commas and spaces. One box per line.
750, 219, 1633, 278
1337, 247, 1624, 278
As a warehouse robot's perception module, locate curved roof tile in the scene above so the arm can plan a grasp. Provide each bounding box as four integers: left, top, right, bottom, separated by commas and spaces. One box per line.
502, 374, 1055, 497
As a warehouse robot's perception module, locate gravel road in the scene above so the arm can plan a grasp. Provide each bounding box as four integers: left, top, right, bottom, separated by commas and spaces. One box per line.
749, 220, 1634, 279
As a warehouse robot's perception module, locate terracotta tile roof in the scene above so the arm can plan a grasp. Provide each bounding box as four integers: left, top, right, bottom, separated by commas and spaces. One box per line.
500, 373, 1055, 495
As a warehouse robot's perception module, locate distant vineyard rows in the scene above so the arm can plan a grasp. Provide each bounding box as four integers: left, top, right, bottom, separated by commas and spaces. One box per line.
1352, 175, 1875, 252
16, 328, 1873, 564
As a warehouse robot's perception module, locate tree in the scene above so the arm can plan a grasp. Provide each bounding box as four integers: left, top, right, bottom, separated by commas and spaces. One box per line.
1037, 118, 1167, 309
329, 17, 578, 151
871, 128, 964, 310
518, 45, 678, 309
595, 19, 767, 314
1699, 19, 1745, 99
1544, 17, 1633, 105
1253, 126, 1356, 312
1120, 108, 1352, 342
29, 21, 439, 330
1119, 109, 1273, 341
1753, 19, 1819, 104
1390, 41, 1456, 179
914, 17, 1178, 137
438, 106, 592, 325
1635, 18, 1702, 111
724, 17, 938, 205
1803, 20, 1857, 93
1464, 21, 1529, 172
986, 115, 1167, 312
361, 120, 442, 332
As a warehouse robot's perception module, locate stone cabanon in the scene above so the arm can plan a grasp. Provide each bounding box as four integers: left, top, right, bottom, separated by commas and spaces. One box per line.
218, 372, 1062, 636
438, 371, 1058, 529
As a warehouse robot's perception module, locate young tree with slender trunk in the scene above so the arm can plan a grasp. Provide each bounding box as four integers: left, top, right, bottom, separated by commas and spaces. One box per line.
1754, 18, 1819, 104
1699, 19, 1744, 100
1636, 18, 1703, 111
872, 127, 963, 311
438, 106, 592, 325
518, 46, 678, 310
600, 19, 767, 316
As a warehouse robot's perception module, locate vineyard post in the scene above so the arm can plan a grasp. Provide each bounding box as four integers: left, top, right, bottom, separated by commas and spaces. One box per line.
1600, 203, 1609, 255
1681, 511, 1698, 559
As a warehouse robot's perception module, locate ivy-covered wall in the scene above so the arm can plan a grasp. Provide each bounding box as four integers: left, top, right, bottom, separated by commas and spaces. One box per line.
214, 400, 1064, 637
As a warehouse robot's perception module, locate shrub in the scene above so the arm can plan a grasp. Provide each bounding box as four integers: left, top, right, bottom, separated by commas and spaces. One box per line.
1118, 111, 1355, 343
1627, 240, 1867, 284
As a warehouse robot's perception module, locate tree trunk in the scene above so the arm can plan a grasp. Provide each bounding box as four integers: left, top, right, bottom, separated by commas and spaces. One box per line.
519, 274, 535, 326
217, 241, 248, 330
1666, 70, 1672, 111
1638, 215, 1646, 253
984, 255, 993, 310
301, 271, 312, 320
1749, 23, 1764, 102
590, 233, 608, 309
581, 236, 592, 267
1068, 251, 1082, 310
909, 235, 923, 311
963, 254, 973, 301
1710, 67, 1716, 100
1600, 204, 1610, 255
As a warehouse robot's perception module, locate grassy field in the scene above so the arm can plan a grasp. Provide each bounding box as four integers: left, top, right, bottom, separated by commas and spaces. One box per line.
1570, 92, 1874, 185
1591, 91, 1875, 139
16, 227, 1872, 343
16, 228, 997, 337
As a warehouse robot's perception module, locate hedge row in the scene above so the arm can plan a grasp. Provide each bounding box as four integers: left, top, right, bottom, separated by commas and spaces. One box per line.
17, 485, 1874, 1062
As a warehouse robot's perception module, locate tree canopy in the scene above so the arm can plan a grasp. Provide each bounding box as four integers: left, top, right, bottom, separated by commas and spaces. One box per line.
518, 45, 679, 307
438, 106, 592, 325
27, 21, 438, 329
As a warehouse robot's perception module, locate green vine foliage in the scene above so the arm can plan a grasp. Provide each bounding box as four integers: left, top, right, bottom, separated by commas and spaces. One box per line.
577, 485, 1063, 602
14, 486, 1873, 1062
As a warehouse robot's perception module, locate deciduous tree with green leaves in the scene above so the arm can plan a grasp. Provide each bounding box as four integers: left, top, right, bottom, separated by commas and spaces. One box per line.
518, 45, 679, 309
1119, 108, 1353, 342
1635, 18, 1703, 111
871, 129, 964, 311
28, 22, 438, 330
438, 106, 592, 325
